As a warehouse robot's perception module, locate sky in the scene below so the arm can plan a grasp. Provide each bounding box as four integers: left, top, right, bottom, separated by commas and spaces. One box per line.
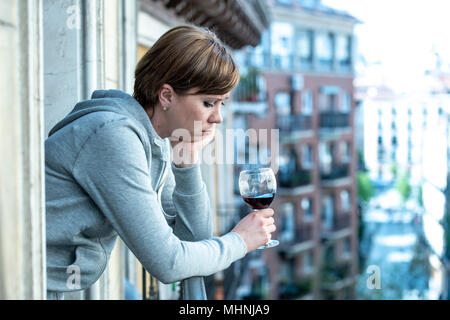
321, 0, 450, 92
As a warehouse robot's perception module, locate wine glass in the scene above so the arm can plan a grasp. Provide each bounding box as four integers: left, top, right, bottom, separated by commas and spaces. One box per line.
239, 167, 278, 249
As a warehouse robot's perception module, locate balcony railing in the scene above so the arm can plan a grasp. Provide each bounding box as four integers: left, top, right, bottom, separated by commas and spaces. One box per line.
322, 213, 351, 234
243, 52, 351, 73
319, 112, 350, 129
321, 261, 353, 291
279, 278, 313, 299
294, 224, 314, 244
277, 115, 312, 133
320, 163, 350, 181
233, 66, 265, 103
279, 169, 312, 188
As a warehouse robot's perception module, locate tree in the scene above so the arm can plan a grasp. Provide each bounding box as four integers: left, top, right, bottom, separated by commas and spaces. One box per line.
357, 171, 374, 204
356, 171, 374, 272
395, 172, 411, 204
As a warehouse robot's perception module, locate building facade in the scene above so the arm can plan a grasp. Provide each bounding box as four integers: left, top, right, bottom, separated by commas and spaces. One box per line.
231, 0, 359, 299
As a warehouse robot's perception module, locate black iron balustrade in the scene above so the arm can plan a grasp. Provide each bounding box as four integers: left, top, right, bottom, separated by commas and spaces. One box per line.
319, 112, 350, 129
294, 224, 314, 243
320, 163, 350, 181
279, 169, 312, 188
277, 115, 313, 133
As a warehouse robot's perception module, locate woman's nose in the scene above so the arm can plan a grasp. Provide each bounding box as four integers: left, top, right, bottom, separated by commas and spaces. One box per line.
210, 107, 223, 124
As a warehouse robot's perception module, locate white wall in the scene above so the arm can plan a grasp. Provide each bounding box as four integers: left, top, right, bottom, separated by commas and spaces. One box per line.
0, 0, 46, 300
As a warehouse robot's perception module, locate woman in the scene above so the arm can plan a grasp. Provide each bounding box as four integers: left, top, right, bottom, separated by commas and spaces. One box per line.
45, 25, 276, 300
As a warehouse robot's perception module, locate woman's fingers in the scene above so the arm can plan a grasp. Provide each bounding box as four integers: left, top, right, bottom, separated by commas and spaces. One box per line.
259, 208, 274, 217
267, 224, 276, 233
265, 217, 275, 226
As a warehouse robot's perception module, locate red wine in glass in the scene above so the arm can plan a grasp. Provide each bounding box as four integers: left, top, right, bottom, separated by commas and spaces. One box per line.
243, 193, 275, 210
239, 167, 278, 249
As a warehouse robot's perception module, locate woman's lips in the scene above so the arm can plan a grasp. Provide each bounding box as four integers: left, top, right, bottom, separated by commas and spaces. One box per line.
202, 128, 214, 135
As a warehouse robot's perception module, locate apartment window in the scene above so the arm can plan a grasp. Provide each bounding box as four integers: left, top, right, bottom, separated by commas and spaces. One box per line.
316, 32, 334, 69
340, 190, 351, 212
341, 92, 351, 113
319, 93, 338, 112
280, 259, 295, 283
340, 141, 351, 163
301, 91, 313, 115
391, 121, 396, 130
303, 251, 314, 273
280, 202, 295, 242
301, 144, 314, 169
322, 195, 334, 230
336, 34, 351, 68
343, 237, 352, 258
296, 30, 313, 68
319, 142, 332, 174
271, 22, 294, 70
392, 135, 397, 146
274, 91, 292, 116
319, 86, 339, 112
324, 244, 335, 263
251, 47, 266, 69
302, 197, 314, 221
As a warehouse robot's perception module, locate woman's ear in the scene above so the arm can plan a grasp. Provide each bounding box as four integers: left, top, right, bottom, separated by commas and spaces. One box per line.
158, 83, 175, 108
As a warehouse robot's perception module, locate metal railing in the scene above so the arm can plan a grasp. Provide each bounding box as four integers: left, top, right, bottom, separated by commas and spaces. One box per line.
320, 163, 350, 181
319, 112, 350, 129
322, 213, 352, 233
277, 115, 313, 132
279, 168, 312, 188
242, 52, 351, 72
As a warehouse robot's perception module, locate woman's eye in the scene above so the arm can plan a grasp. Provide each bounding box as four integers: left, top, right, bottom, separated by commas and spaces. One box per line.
203, 101, 214, 108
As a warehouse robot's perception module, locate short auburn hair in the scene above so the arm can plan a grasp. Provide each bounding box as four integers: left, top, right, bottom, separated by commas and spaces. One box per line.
133, 25, 240, 111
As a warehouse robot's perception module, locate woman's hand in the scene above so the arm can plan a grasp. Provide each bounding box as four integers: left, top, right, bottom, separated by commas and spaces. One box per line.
231, 208, 276, 253
171, 128, 215, 168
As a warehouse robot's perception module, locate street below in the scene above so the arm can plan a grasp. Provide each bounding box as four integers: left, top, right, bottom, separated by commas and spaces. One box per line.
356, 187, 431, 299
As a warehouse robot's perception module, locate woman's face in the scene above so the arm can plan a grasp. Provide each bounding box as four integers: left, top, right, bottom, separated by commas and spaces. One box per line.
167, 88, 230, 142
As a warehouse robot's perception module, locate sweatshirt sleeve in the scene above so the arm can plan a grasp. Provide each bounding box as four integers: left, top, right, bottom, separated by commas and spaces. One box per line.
72, 121, 247, 284
159, 158, 214, 241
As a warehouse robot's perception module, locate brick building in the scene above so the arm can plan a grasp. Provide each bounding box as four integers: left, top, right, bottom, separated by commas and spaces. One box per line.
231, 0, 360, 299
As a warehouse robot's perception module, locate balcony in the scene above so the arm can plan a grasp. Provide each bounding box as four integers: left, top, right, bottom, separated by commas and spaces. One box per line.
321, 213, 352, 241
232, 67, 267, 115
321, 260, 355, 292
279, 224, 315, 257
279, 278, 313, 300
319, 112, 350, 129
277, 115, 313, 142
295, 224, 314, 243
320, 163, 350, 181
279, 169, 312, 189
281, 224, 314, 245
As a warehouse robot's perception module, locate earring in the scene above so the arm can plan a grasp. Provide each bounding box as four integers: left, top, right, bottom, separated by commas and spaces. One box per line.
163, 105, 169, 111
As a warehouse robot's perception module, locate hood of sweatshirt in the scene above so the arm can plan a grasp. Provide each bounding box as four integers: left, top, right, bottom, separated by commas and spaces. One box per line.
48, 90, 164, 143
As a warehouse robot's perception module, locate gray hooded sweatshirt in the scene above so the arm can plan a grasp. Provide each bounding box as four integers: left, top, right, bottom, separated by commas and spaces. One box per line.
45, 89, 247, 299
